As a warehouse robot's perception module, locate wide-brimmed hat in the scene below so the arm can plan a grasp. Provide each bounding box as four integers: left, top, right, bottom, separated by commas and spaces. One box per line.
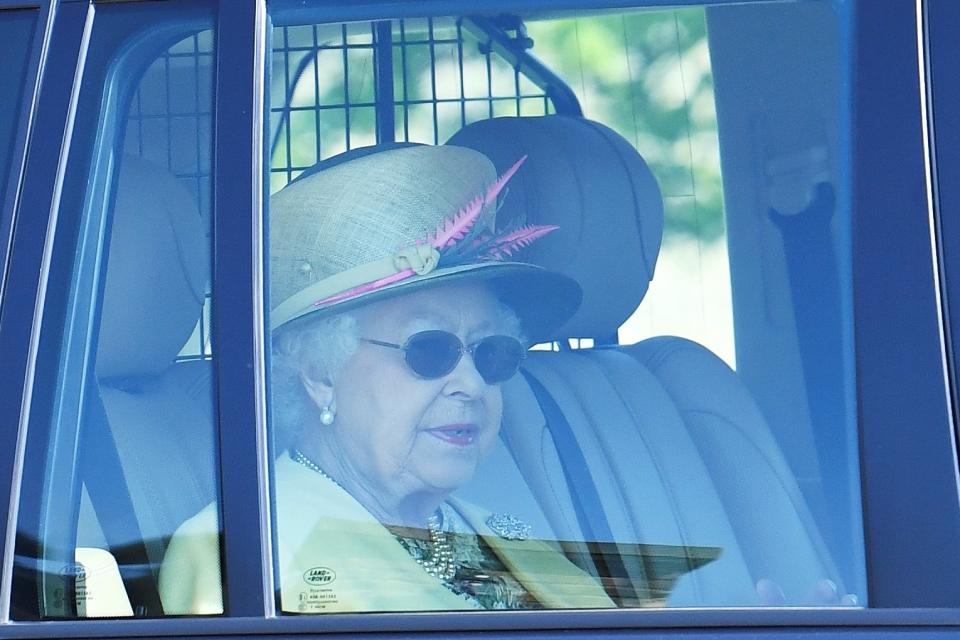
269, 144, 582, 342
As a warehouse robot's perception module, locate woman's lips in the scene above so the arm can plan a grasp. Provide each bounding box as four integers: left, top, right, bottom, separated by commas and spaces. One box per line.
426, 423, 479, 446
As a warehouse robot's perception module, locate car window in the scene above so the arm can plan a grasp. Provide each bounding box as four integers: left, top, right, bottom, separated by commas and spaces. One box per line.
225, 0, 866, 614
11, 5, 217, 619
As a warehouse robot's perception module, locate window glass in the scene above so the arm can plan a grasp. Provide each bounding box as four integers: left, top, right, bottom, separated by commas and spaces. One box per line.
12, 5, 217, 619
249, 0, 865, 614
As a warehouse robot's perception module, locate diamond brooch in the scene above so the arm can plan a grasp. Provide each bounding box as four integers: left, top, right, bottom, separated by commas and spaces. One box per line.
485, 513, 532, 541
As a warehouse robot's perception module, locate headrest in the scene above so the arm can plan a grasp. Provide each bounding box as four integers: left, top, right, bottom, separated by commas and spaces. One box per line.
96, 156, 208, 379
447, 116, 663, 339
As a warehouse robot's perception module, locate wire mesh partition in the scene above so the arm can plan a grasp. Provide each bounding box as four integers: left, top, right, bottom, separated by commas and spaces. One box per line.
123, 31, 214, 361
117, 10, 733, 363
269, 17, 556, 192
116, 19, 557, 359
264, 10, 735, 361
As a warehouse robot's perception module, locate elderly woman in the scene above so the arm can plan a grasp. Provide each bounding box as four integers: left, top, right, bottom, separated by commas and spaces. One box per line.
158, 144, 614, 614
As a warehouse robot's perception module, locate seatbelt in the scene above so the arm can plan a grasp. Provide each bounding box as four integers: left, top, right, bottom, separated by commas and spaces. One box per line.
81, 386, 165, 616
520, 369, 635, 604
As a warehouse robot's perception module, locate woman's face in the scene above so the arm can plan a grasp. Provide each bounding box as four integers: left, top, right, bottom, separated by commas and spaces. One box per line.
308, 283, 510, 511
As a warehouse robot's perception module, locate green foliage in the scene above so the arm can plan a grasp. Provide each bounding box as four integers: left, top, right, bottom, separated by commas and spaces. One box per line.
525, 9, 725, 242
271, 9, 726, 243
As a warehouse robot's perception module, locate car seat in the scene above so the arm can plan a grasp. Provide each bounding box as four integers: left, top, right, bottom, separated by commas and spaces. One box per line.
80, 154, 214, 616
449, 115, 843, 606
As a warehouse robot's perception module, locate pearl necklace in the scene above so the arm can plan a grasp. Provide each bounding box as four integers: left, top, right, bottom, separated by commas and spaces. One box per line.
291, 449, 340, 485
395, 512, 457, 581
290, 449, 457, 581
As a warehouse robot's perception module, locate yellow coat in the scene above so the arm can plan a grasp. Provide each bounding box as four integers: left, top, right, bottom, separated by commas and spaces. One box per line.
159, 455, 614, 613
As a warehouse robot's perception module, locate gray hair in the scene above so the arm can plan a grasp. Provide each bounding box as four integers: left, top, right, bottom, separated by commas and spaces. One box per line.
271, 313, 359, 450
270, 300, 523, 450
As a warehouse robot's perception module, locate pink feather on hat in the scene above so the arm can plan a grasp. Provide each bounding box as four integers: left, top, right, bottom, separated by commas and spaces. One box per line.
313, 155, 558, 308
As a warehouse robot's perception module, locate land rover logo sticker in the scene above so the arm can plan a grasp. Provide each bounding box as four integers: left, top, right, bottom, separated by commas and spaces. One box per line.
303, 566, 336, 586
59, 563, 87, 581
298, 566, 339, 611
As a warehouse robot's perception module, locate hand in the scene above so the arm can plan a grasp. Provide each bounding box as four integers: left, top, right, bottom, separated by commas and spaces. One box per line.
756, 578, 859, 606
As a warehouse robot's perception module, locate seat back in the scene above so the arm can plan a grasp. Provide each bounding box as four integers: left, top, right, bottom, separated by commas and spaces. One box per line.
85, 154, 215, 580
450, 115, 841, 605
628, 337, 839, 600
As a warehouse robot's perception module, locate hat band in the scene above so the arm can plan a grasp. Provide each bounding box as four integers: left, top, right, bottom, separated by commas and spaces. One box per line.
271, 244, 442, 329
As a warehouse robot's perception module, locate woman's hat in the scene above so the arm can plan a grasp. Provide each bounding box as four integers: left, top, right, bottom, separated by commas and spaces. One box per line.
269, 144, 582, 342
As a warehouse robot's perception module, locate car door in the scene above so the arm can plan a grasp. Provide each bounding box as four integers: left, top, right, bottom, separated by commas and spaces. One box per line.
1, 0, 959, 637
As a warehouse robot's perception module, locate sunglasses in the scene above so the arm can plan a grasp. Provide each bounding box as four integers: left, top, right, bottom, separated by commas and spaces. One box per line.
361, 330, 526, 384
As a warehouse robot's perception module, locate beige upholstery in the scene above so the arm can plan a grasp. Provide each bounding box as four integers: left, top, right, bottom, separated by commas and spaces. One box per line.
452, 116, 842, 605
81, 155, 215, 594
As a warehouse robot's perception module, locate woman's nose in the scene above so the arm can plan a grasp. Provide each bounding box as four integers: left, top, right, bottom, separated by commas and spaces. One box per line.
442, 350, 486, 398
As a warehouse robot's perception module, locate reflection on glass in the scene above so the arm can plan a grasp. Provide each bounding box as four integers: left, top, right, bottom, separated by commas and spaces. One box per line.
250, 2, 865, 612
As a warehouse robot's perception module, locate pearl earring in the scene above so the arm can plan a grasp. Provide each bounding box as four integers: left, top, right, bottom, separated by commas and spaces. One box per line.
319, 406, 335, 426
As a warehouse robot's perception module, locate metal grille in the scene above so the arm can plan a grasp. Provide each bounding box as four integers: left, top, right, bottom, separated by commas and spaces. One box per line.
269, 17, 554, 192
117, 20, 556, 359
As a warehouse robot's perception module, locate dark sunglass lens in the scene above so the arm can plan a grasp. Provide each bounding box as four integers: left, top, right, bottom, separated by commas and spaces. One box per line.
404, 330, 462, 379
473, 336, 524, 384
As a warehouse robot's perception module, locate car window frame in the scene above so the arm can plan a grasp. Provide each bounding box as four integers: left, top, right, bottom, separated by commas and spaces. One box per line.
1, 0, 960, 635
0, 0, 221, 622
0, 0, 53, 310
852, 0, 960, 607
926, 0, 960, 456
0, 0, 90, 623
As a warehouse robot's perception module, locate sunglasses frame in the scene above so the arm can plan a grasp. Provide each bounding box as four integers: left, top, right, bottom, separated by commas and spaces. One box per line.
360, 330, 527, 384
